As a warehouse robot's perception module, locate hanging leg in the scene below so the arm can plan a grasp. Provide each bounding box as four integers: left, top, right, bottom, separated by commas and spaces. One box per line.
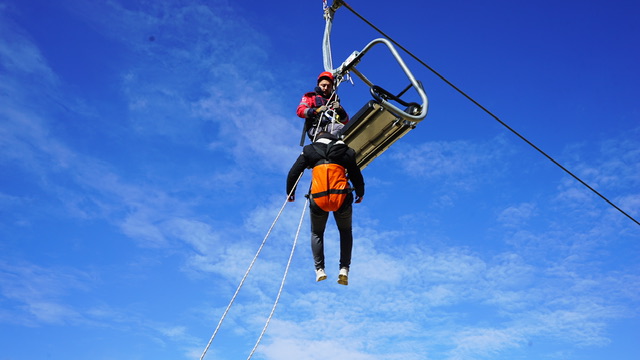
309, 199, 329, 271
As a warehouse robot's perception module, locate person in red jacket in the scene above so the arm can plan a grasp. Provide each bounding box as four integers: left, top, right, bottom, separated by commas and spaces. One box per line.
297, 71, 349, 141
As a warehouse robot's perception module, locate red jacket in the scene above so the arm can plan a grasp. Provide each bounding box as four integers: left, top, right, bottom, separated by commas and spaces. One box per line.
296, 91, 349, 124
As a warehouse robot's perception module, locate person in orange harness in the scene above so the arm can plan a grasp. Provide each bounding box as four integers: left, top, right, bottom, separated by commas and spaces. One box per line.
297, 71, 349, 141
286, 131, 364, 285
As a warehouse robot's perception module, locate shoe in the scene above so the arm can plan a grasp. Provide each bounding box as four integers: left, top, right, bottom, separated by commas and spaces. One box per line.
315, 268, 327, 282
337, 267, 349, 286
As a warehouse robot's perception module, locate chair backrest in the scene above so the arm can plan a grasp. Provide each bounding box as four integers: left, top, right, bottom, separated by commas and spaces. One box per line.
340, 100, 418, 169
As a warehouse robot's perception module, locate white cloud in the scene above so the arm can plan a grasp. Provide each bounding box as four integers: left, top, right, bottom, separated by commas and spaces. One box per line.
0, 260, 92, 325
0, 9, 57, 84
260, 336, 378, 360
166, 218, 221, 254
390, 137, 509, 184
449, 327, 525, 360
120, 211, 169, 247
497, 202, 536, 227
62, 0, 301, 173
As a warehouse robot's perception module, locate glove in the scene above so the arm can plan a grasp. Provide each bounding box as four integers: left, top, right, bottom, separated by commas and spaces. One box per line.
329, 100, 340, 109
288, 195, 295, 202
314, 105, 328, 114
355, 195, 363, 203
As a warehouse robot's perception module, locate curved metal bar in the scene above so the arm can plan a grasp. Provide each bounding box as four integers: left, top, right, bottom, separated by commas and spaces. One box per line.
370, 85, 419, 109
346, 38, 428, 122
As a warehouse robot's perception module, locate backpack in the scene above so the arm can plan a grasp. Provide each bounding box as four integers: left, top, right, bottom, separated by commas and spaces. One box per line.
309, 141, 352, 212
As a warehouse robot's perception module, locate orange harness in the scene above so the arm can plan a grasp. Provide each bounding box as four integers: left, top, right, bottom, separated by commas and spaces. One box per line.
309, 142, 353, 212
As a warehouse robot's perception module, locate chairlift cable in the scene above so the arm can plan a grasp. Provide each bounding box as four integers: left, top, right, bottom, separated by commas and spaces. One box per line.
334, 0, 639, 227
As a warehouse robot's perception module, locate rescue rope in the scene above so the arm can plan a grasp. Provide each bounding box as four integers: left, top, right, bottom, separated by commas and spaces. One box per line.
310, 86, 342, 143
199, 172, 307, 360
332, 0, 639, 227
246, 197, 308, 359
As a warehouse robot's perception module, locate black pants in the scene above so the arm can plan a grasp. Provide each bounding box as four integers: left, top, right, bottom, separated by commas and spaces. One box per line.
309, 193, 353, 270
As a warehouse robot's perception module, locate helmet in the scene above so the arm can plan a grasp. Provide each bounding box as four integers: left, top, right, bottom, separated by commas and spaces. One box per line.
317, 71, 334, 84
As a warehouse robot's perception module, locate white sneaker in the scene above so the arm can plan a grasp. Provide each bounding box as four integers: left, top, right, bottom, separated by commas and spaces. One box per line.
337, 267, 349, 286
315, 268, 327, 282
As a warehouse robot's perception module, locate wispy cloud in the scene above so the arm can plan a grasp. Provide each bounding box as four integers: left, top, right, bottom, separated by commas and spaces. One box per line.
65, 0, 301, 172
0, 261, 91, 325
0, 8, 57, 85
497, 202, 537, 228
390, 136, 510, 186
0, 0, 299, 250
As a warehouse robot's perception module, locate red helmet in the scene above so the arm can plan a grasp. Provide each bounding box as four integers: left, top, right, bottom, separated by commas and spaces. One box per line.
317, 71, 334, 84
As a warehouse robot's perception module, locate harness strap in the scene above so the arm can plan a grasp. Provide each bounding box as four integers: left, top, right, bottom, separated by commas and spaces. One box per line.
311, 188, 353, 198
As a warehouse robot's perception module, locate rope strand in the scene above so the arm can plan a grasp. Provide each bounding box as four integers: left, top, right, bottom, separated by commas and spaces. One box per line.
246, 198, 308, 359
199, 172, 307, 360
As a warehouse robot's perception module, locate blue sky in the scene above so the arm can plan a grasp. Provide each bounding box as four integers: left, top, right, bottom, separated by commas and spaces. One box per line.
1, 0, 639, 359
